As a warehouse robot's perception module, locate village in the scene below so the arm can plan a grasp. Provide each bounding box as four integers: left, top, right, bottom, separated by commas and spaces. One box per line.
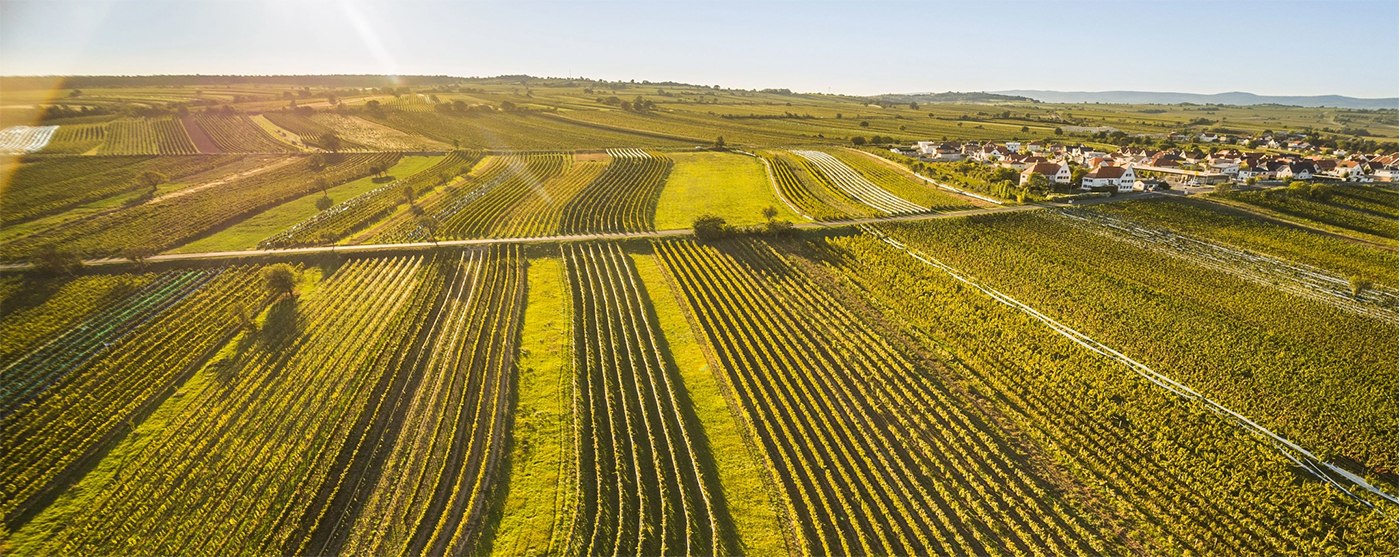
899, 134, 1399, 195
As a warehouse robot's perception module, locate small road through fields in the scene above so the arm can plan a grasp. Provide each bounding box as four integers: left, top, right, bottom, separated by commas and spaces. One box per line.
0, 198, 1139, 270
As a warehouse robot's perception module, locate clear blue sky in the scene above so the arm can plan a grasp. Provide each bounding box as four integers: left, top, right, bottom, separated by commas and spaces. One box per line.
2, 0, 1396, 98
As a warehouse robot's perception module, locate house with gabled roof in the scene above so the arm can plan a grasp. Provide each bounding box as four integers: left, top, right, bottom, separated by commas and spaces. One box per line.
1081, 165, 1136, 192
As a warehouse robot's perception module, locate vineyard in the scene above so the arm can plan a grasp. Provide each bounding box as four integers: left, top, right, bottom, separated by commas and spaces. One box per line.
35, 123, 106, 154
790, 150, 925, 215
0, 126, 58, 155
192, 114, 298, 153
563, 243, 721, 556
813, 230, 1398, 554
95, 117, 199, 155
1, 267, 264, 524
2, 74, 1398, 557
259, 151, 483, 248
878, 212, 1399, 475
1, 153, 396, 260
1, 155, 246, 226
1212, 187, 1399, 242
558, 149, 672, 234
656, 238, 1121, 555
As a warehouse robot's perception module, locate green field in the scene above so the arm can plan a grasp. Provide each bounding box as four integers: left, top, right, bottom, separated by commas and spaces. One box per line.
654, 151, 800, 229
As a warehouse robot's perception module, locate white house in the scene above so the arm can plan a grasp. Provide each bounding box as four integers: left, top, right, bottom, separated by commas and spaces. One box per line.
1020, 162, 1072, 186
1081, 165, 1136, 192
1005, 141, 1022, 153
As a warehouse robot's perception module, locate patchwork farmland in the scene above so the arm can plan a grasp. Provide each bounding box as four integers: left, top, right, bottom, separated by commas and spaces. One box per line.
0, 74, 1396, 556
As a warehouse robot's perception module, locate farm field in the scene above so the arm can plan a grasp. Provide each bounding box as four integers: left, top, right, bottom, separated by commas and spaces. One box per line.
654, 151, 800, 229
0, 74, 1397, 557
173, 155, 444, 253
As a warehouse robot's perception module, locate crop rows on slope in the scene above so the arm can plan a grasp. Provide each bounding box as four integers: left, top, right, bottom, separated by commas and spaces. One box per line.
96, 117, 199, 155
1056, 208, 1398, 321
822, 148, 974, 211
790, 150, 925, 215
259, 151, 484, 248
0, 266, 263, 523
261, 112, 371, 151
434, 153, 571, 239
193, 114, 297, 153
1214, 189, 1398, 241
492, 160, 609, 238
36, 124, 106, 154
655, 238, 1118, 556
879, 212, 1399, 475
318, 247, 527, 557
562, 243, 719, 556
371, 156, 520, 243
1089, 197, 1398, 285
1, 153, 397, 260
1329, 185, 1399, 219
559, 149, 672, 234
820, 230, 1398, 554
1, 155, 245, 226
17, 257, 434, 556
0, 125, 59, 154
758, 151, 846, 221
0, 269, 219, 416
0, 274, 151, 364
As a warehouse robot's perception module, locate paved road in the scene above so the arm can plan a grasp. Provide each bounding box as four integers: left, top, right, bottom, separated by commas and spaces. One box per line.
0, 193, 1158, 271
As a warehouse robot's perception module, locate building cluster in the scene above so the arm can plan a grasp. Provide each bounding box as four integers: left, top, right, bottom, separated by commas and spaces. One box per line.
903, 140, 1398, 192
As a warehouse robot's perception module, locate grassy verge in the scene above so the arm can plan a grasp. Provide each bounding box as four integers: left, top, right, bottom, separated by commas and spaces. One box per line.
486, 256, 575, 557
630, 251, 789, 557
169, 155, 444, 253
655, 151, 799, 230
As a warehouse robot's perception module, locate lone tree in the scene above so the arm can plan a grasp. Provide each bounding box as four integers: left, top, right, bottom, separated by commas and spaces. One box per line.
314, 176, 330, 194
692, 214, 729, 241
402, 185, 416, 205
321, 132, 342, 153
308, 153, 327, 171
761, 205, 779, 222
416, 215, 440, 243
33, 244, 83, 276
262, 263, 299, 299
315, 195, 334, 211
851, 136, 867, 146
1350, 275, 1373, 299
136, 170, 167, 193
121, 246, 155, 268
714, 136, 726, 149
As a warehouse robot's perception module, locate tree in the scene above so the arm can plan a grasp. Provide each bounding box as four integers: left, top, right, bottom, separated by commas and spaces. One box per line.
315, 195, 334, 211
452, 138, 460, 149
500, 100, 517, 111
1026, 172, 1050, 194
692, 214, 730, 241
1021, 126, 1029, 132
1215, 182, 1234, 193
714, 136, 726, 149
1350, 275, 1373, 298
416, 215, 440, 242
908, 102, 919, 110
321, 132, 342, 153
1070, 167, 1088, 188
136, 170, 167, 192
314, 176, 330, 194
761, 205, 779, 222
121, 246, 155, 268
851, 136, 867, 146
33, 245, 83, 276
860, 121, 870, 128
262, 264, 298, 299
1054, 127, 1064, 136
402, 185, 416, 205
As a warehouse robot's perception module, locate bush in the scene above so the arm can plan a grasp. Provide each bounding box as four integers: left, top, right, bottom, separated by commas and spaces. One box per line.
692, 214, 731, 241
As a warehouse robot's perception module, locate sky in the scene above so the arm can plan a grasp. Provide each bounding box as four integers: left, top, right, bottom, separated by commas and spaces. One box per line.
1, 0, 1396, 98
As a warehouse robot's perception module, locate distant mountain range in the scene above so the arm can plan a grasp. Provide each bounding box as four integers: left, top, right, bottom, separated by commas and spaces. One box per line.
873, 91, 1031, 104
989, 90, 1397, 110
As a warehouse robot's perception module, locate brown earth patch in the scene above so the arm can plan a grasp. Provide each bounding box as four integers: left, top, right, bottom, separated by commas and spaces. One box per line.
181, 115, 221, 154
